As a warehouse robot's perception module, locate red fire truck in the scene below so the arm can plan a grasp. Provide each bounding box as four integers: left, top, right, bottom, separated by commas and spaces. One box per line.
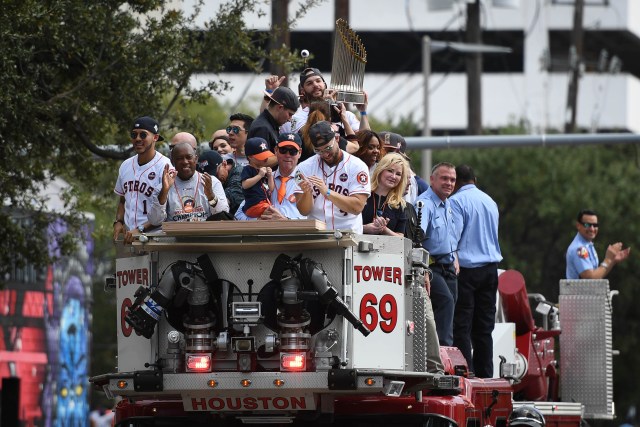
90, 221, 616, 426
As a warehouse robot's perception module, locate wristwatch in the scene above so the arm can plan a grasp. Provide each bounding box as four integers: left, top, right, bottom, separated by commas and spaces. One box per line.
137, 225, 145, 233
208, 195, 218, 207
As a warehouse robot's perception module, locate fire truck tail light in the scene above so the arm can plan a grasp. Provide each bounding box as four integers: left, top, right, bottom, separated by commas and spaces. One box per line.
365, 377, 376, 386
186, 354, 212, 372
281, 353, 306, 371
273, 379, 285, 387
207, 379, 218, 388
117, 380, 128, 389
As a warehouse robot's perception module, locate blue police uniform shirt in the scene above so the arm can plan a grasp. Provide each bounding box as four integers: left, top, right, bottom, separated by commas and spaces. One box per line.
416, 187, 457, 264
449, 184, 502, 268
566, 232, 598, 279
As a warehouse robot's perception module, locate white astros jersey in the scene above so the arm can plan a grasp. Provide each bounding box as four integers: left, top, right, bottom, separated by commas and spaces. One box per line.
114, 152, 171, 230
293, 151, 370, 233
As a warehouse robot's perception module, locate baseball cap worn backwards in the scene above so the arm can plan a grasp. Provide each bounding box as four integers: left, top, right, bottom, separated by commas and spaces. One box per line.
277, 133, 302, 149
309, 121, 335, 147
132, 116, 164, 141
197, 151, 223, 175
265, 87, 301, 111
379, 131, 407, 153
299, 67, 325, 86
245, 137, 275, 161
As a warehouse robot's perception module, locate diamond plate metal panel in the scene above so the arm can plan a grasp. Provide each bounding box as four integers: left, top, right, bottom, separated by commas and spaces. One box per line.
412, 285, 428, 372
559, 279, 614, 419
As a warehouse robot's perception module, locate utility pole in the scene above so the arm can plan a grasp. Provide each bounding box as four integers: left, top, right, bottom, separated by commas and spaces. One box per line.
270, 0, 290, 78
565, 0, 584, 133
466, 0, 482, 135
334, 0, 349, 59
421, 36, 432, 179
334, 0, 349, 22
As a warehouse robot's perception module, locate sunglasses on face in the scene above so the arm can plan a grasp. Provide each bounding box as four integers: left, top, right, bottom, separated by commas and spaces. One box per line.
582, 222, 599, 228
131, 131, 149, 140
313, 143, 334, 154
278, 147, 299, 156
226, 126, 246, 135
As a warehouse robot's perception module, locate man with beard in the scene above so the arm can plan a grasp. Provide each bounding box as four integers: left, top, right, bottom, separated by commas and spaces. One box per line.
416, 162, 458, 347
113, 116, 171, 242
294, 121, 370, 233
268, 68, 363, 135
147, 142, 228, 224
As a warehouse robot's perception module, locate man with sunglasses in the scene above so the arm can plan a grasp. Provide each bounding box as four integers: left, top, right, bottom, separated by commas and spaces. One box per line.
113, 116, 171, 243
565, 209, 630, 279
248, 87, 300, 156
235, 133, 306, 221
227, 113, 254, 166
294, 121, 370, 233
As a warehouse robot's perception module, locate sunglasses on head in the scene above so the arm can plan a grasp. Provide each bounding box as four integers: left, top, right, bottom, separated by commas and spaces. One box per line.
582, 222, 599, 228
131, 131, 149, 139
226, 126, 245, 135
278, 147, 299, 156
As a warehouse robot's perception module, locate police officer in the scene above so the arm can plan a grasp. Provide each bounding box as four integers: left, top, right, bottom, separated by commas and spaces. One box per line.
565, 209, 630, 279
450, 164, 503, 378
416, 162, 458, 346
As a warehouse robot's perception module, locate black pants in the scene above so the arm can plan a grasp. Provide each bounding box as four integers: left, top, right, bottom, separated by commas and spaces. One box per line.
429, 263, 457, 346
453, 263, 498, 378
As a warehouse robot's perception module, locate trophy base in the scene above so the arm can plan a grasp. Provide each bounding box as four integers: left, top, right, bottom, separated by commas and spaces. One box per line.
336, 91, 365, 105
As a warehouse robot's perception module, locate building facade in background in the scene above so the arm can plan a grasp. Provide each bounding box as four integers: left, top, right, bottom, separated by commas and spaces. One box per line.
186, 0, 640, 134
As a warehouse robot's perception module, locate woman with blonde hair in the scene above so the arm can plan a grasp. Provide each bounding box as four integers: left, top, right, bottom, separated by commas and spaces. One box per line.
362, 153, 409, 236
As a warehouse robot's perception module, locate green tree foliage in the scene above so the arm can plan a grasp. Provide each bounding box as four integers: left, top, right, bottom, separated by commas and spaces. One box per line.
427, 142, 640, 416
0, 0, 313, 279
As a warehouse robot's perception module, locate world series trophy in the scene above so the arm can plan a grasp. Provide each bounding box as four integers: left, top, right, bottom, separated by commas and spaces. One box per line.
330, 18, 367, 105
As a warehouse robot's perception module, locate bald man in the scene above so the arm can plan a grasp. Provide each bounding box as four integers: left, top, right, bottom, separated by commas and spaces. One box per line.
169, 132, 198, 150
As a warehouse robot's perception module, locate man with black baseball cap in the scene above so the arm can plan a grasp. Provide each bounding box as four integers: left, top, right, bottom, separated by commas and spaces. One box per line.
113, 116, 171, 243
293, 121, 370, 233
248, 86, 300, 155
264, 68, 364, 135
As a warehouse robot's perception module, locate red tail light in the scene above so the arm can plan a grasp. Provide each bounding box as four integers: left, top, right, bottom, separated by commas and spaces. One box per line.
280, 353, 306, 371
186, 353, 212, 372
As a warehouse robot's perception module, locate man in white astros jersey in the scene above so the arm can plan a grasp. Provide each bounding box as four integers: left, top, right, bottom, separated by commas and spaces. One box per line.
294, 121, 370, 233
113, 116, 171, 243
